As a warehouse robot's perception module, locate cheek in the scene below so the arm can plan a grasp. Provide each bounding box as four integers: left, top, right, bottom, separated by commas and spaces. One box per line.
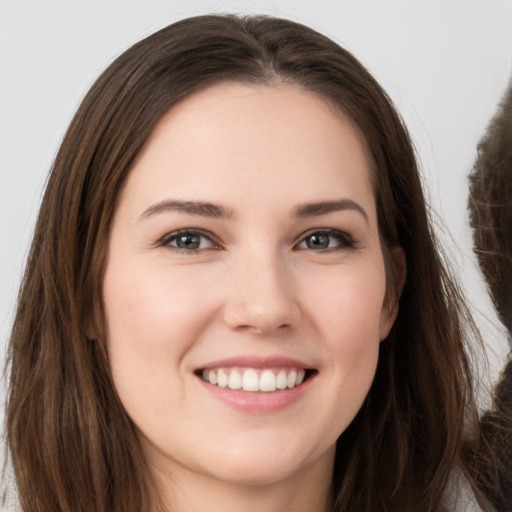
104, 261, 213, 347
102, 261, 218, 405
302, 264, 387, 348
298, 263, 386, 408
290, 266, 385, 442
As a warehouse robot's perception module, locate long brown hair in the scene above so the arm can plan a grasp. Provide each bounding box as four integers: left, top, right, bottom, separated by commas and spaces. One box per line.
4, 14, 491, 511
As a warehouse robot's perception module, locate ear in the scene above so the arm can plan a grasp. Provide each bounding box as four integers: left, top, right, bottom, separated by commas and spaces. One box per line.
379, 247, 406, 341
85, 318, 97, 341
84, 304, 100, 341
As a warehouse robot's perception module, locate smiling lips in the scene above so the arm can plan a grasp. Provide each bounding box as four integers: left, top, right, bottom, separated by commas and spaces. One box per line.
196, 357, 316, 412
201, 367, 307, 392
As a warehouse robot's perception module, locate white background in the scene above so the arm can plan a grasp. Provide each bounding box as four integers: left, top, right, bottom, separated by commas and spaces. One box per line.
1, 0, 512, 431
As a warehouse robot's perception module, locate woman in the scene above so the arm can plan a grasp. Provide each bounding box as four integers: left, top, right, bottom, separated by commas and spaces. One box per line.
3, 14, 497, 511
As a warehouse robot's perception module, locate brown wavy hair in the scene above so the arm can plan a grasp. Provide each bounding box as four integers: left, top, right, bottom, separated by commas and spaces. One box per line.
466, 80, 512, 511
4, 14, 493, 512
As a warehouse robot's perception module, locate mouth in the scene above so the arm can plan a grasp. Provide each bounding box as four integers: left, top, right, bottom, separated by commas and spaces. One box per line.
194, 356, 318, 413
194, 367, 317, 393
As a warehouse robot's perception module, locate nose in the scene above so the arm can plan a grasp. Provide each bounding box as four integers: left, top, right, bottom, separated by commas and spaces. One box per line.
223, 252, 302, 335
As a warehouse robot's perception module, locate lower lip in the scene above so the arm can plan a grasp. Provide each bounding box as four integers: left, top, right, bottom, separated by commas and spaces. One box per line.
197, 373, 315, 414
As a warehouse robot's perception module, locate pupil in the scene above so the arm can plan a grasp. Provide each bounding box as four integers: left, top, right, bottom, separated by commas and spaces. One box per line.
308, 234, 329, 249
177, 234, 200, 249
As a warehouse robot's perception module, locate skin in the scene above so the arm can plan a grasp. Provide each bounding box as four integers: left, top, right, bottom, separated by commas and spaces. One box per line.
102, 82, 402, 512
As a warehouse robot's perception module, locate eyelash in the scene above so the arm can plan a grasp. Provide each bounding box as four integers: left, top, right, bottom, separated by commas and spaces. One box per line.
159, 229, 221, 253
158, 228, 357, 254
296, 229, 356, 252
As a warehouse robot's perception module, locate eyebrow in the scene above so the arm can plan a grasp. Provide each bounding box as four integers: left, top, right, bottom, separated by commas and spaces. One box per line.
140, 199, 235, 220
139, 198, 368, 224
293, 199, 369, 224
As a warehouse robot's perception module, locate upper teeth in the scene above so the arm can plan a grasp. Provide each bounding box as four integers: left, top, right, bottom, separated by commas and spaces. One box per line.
201, 368, 306, 392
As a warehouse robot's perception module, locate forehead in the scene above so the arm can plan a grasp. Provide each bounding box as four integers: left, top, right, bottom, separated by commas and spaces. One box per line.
120, 82, 376, 218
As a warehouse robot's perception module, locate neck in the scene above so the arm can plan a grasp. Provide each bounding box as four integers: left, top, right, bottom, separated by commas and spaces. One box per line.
149, 449, 335, 512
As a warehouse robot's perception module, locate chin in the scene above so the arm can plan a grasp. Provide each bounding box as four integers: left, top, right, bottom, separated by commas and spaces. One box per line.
202, 456, 309, 487
193, 434, 334, 488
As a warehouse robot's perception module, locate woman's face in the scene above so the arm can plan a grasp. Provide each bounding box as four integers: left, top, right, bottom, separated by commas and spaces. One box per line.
103, 82, 399, 488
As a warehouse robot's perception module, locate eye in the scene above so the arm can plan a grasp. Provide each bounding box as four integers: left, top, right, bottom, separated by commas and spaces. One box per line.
160, 229, 220, 252
297, 230, 355, 251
